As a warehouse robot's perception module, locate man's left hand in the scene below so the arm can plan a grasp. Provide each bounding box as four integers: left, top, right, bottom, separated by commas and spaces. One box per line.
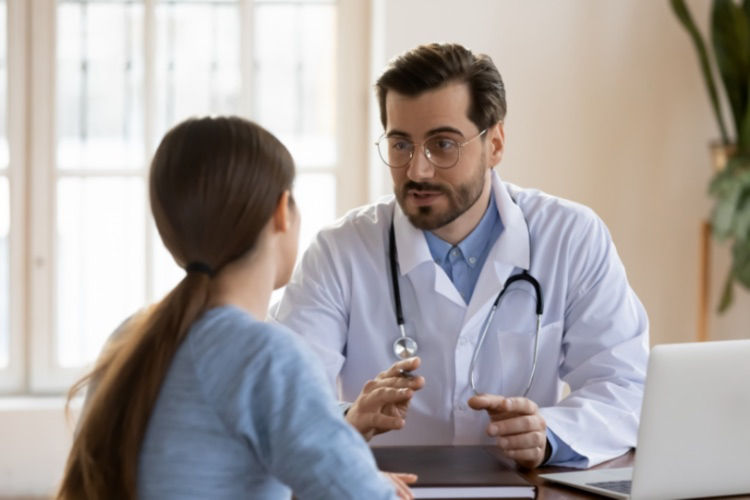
467, 394, 549, 469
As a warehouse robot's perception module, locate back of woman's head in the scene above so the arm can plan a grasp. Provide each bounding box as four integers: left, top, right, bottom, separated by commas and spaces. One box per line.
152, 116, 295, 273
58, 116, 295, 500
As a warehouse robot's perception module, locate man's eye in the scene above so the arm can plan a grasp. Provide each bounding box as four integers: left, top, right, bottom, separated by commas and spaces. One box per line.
433, 138, 457, 151
391, 140, 411, 151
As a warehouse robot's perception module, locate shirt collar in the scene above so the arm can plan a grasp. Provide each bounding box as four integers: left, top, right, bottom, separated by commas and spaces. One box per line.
423, 190, 501, 266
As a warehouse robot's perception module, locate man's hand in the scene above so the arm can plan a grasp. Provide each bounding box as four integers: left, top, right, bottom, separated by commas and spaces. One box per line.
468, 394, 549, 469
346, 357, 425, 441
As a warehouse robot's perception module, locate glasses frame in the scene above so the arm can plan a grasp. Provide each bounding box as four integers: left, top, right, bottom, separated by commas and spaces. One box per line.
375, 128, 488, 169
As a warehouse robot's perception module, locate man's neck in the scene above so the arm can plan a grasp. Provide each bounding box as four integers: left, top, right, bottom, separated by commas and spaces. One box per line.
431, 174, 493, 246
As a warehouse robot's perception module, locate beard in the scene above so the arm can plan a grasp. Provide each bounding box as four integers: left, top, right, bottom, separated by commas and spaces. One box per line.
395, 153, 488, 231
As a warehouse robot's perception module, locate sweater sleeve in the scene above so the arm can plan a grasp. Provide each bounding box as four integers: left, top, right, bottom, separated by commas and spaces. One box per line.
190, 316, 396, 500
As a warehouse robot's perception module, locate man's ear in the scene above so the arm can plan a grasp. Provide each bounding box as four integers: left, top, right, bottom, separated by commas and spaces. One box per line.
272, 190, 292, 233
487, 122, 505, 167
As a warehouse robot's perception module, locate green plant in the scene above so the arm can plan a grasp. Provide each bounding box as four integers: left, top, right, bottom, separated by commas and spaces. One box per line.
671, 0, 750, 311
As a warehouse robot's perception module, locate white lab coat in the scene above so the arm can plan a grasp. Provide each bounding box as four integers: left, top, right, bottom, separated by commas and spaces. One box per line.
272, 171, 649, 467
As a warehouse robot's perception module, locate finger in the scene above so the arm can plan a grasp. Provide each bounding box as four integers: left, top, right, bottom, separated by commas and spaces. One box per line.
503, 447, 545, 469
358, 387, 414, 411
385, 472, 415, 500
468, 395, 539, 416
495, 431, 547, 451
363, 376, 423, 394
377, 374, 426, 391
391, 473, 418, 485
488, 415, 545, 437
501, 397, 539, 415
467, 394, 507, 413
378, 357, 422, 379
360, 411, 406, 432
395, 481, 412, 500
362, 387, 414, 408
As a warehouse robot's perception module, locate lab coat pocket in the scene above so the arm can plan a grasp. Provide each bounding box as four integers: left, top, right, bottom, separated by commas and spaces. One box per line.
477, 306, 563, 398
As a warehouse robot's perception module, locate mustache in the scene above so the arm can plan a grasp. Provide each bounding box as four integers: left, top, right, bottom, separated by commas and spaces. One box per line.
402, 181, 449, 194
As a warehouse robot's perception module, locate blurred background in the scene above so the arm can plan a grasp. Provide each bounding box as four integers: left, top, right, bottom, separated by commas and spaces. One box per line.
1, 0, 748, 496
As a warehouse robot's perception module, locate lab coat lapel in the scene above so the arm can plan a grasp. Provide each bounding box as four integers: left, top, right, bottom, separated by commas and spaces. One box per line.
464, 173, 531, 327
393, 203, 465, 307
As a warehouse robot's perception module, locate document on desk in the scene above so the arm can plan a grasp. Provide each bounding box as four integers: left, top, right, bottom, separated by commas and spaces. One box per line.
372, 445, 536, 499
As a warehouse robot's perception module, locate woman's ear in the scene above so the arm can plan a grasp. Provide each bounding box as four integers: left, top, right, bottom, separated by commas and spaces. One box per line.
272, 190, 292, 233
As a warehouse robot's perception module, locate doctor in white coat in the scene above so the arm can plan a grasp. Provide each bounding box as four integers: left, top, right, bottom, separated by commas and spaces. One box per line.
272, 43, 649, 469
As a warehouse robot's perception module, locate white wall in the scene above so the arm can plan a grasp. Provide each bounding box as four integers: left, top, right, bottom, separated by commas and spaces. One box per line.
369, 0, 750, 346
0, 399, 78, 498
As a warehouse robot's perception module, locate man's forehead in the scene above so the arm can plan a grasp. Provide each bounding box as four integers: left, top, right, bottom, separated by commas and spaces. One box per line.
384, 82, 474, 136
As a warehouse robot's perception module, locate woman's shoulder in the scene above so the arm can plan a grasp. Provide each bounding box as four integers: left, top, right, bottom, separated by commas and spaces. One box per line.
187, 305, 313, 373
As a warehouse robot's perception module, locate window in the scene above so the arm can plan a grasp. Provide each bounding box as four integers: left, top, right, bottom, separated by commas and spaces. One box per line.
0, 0, 8, 372
2, 0, 368, 393
0, 0, 25, 392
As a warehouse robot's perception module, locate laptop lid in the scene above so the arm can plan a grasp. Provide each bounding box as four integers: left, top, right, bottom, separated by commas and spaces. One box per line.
631, 339, 750, 499
541, 339, 750, 499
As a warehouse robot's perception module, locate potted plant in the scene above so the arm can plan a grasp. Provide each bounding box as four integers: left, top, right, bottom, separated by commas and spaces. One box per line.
671, 0, 750, 311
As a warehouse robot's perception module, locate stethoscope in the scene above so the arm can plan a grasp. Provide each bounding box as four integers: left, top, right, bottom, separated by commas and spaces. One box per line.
388, 216, 544, 396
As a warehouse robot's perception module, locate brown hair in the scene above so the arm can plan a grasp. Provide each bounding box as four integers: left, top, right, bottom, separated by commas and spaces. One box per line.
58, 116, 295, 499
375, 43, 506, 131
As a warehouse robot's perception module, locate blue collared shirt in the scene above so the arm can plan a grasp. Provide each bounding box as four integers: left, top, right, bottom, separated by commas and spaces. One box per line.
424, 192, 503, 304
423, 191, 583, 466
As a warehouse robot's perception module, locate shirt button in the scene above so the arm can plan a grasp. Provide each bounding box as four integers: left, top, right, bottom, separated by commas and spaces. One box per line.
458, 337, 469, 346
468, 256, 477, 265
450, 248, 459, 258
456, 403, 468, 412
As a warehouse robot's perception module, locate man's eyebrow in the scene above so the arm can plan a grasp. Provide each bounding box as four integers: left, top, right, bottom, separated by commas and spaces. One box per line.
385, 126, 466, 138
385, 129, 411, 138
425, 126, 464, 137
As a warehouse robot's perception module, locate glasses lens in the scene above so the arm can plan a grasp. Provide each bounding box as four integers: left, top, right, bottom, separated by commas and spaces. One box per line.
424, 136, 460, 168
378, 137, 413, 168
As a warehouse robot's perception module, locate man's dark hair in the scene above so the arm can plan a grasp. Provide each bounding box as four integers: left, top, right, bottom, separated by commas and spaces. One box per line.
375, 43, 506, 131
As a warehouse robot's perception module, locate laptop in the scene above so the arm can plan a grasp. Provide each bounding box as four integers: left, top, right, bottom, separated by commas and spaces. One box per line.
540, 339, 750, 499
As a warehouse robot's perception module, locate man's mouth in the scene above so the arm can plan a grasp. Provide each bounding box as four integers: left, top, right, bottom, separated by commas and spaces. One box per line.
407, 188, 443, 206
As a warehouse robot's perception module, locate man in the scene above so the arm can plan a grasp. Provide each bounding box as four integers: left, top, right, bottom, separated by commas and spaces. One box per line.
272, 43, 648, 469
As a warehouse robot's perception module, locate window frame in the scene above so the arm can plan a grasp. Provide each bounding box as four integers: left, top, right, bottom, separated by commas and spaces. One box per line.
0, 0, 28, 392
11, 0, 369, 394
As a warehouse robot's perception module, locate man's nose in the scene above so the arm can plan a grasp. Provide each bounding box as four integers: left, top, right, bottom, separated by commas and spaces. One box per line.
406, 147, 435, 181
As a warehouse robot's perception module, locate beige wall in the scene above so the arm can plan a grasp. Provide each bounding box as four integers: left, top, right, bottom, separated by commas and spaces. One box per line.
370, 0, 749, 346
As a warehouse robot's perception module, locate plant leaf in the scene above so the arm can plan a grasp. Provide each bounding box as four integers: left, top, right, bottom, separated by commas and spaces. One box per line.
718, 269, 735, 313
709, 157, 750, 239
671, 0, 730, 143
711, 183, 741, 240
732, 235, 750, 287
734, 188, 750, 237
740, 80, 750, 152
712, 0, 750, 142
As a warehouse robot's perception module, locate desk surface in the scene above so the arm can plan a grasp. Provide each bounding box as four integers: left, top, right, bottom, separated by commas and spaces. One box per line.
526, 451, 750, 499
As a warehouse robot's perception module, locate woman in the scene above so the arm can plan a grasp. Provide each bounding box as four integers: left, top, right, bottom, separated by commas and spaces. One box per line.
58, 117, 415, 499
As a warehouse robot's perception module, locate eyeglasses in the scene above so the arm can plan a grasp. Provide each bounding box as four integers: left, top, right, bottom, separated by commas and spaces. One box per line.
375, 129, 487, 169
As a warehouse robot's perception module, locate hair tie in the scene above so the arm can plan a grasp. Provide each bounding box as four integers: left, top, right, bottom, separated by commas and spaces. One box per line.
185, 261, 215, 277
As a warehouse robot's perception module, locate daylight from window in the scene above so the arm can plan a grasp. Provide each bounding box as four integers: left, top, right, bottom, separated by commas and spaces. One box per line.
53, 0, 337, 369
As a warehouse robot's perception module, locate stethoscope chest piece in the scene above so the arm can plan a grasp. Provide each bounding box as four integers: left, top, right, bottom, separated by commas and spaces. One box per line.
393, 335, 418, 359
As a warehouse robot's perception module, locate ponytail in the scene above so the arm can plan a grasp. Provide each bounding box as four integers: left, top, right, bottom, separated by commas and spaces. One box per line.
58, 273, 210, 499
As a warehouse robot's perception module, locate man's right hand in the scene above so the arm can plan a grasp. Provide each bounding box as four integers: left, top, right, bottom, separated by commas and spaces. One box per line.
345, 357, 425, 441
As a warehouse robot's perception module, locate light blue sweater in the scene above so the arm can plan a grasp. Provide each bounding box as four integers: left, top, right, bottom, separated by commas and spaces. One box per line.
136, 305, 396, 499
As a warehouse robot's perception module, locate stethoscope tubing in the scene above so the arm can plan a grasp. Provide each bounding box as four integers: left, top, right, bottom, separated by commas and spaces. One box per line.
389, 212, 544, 396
